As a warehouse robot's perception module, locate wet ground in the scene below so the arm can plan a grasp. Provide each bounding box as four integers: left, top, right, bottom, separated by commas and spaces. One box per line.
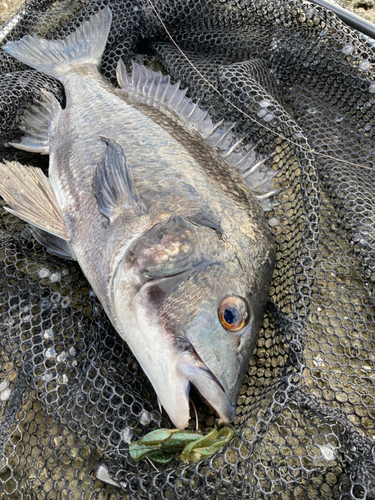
0, 0, 24, 24
342, 0, 375, 23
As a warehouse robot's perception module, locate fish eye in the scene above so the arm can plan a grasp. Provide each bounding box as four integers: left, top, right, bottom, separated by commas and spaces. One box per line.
218, 296, 249, 332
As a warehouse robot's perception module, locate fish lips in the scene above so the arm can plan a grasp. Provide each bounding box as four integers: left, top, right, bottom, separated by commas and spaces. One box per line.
119, 260, 236, 429
129, 262, 236, 428
177, 350, 236, 424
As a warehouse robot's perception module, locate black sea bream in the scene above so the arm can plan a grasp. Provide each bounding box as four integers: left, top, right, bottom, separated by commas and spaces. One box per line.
0, 8, 275, 429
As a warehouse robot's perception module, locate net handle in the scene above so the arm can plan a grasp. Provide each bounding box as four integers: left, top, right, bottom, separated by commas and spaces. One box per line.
310, 0, 375, 40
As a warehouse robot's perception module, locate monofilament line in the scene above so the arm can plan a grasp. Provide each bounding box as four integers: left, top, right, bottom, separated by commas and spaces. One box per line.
146, 0, 374, 172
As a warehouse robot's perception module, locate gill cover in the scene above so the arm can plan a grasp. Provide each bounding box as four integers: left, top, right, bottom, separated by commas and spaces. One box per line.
112, 214, 272, 428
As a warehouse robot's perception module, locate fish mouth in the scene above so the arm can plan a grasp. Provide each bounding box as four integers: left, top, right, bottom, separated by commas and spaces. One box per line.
115, 262, 236, 429
177, 347, 236, 425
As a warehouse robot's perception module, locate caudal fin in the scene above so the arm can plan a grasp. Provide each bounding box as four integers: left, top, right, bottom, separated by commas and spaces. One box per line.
3, 7, 112, 78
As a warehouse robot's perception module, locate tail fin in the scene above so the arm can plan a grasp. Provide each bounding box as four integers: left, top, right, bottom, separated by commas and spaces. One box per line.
3, 7, 112, 78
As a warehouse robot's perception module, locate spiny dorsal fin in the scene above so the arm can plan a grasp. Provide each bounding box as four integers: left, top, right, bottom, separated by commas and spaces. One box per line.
237, 154, 278, 211
117, 60, 277, 211
93, 138, 146, 223
117, 59, 215, 137
10, 89, 61, 155
0, 160, 70, 240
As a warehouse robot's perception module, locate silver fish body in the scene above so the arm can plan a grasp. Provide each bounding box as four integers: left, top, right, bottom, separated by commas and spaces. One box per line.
0, 8, 275, 429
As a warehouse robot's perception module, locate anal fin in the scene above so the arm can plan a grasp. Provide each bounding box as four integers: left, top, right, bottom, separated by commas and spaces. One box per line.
0, 160, 70, 240
10, 89, 61, 155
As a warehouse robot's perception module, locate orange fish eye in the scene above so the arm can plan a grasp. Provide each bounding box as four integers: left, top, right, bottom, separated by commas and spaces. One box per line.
218, 296, 249, 332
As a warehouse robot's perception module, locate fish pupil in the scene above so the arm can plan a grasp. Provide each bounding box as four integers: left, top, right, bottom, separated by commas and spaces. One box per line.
224, 307, 240, 325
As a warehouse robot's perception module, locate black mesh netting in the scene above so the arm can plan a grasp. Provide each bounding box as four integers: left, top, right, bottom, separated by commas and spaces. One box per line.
0, 0, 374, 498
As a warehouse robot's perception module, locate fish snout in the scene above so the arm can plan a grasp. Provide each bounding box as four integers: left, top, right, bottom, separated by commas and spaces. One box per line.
177, 350, 236, 424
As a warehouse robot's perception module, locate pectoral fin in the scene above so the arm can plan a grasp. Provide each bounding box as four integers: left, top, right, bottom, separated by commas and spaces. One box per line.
186, 211, 222, 235
93, 138, 146, 223
0, 160, 70, 240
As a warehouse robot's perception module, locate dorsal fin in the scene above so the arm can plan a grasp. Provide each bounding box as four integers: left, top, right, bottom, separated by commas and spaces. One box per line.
117, 59, 215, 138
117, 60, 277, 210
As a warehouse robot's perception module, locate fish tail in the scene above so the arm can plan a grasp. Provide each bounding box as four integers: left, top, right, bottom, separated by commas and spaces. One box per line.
3, 7, 112, 78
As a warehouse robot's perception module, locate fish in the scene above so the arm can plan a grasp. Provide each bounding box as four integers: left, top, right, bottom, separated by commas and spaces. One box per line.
0, 7, 276, 430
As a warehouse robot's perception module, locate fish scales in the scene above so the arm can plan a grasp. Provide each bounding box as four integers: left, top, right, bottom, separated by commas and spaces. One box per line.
50, 73, 211, 303
56, 72, 214, 226
0, 7, 276, 430
52, 70, 267, 308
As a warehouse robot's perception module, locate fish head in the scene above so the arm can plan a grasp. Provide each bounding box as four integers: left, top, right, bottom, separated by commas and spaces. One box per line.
112, 214, 274, 429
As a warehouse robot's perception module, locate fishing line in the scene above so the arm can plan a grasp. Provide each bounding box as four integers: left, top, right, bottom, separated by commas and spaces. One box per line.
146, 457, 159, 471
189, 397, 199, 432
146, 0, 374, 172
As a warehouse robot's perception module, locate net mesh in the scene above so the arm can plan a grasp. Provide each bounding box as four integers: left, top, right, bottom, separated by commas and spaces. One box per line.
0, 0, 374, 498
